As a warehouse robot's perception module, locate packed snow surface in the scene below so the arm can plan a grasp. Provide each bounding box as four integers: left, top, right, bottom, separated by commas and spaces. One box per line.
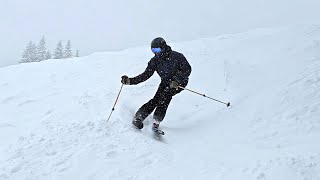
1, 26, 320, 180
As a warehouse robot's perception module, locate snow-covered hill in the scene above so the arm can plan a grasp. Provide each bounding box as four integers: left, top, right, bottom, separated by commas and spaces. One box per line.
1, 25, 320, 180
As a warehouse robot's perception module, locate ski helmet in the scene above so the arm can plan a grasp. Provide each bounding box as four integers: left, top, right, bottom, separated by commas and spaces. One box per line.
151, 37, 167, 48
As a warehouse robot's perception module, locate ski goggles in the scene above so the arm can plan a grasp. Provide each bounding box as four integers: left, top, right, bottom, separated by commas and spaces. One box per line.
151, 47, 162, 54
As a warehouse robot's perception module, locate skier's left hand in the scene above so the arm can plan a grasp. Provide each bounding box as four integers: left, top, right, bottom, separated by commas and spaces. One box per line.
121, 75, 130, 85
170, 81, 179, 90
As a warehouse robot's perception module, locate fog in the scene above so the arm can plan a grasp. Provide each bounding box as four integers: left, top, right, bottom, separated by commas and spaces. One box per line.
1, 0, 319, 67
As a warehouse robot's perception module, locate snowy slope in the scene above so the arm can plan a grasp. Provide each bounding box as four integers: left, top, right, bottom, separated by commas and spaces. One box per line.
1, 25, 320, 180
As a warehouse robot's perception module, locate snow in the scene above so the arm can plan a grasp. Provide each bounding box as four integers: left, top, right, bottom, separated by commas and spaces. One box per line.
1, 25, 320, 180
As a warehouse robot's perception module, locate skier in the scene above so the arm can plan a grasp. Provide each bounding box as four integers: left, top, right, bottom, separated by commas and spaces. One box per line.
121, 37, 192, 132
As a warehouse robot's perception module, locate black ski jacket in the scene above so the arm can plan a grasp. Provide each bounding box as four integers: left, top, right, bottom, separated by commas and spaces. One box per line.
129, 46, 191, 87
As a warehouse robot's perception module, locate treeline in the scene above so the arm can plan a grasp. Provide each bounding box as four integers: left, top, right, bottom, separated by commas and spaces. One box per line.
20, 36, 80, 63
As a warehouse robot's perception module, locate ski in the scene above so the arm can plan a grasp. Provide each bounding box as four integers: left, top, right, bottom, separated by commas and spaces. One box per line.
153, 128, 165, 135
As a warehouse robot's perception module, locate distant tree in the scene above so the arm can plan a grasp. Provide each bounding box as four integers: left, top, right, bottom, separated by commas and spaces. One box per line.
20, 41, 37, 63
36, 36, 47, 62
53, 40, 64, 59
64, 40, 73, 59
75, 50, 79, 57
45, 50, 52, 60
20, 41, 32, 63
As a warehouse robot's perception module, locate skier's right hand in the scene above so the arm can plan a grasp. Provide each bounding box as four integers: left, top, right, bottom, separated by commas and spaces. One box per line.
121, 75, 130, 85
170, 81, 179, 90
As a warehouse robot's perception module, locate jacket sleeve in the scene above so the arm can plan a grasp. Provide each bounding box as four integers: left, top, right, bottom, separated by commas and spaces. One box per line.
173, 54, 191, 85
129, 59, 156, 85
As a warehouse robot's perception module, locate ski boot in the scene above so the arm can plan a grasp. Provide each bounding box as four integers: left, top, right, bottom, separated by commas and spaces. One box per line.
152, 121, 164, 135
152, 121, 160, 131
132, 119, 144, 129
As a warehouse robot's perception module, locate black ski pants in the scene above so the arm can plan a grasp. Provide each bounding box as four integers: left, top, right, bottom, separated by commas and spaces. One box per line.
134, 83, 183, 122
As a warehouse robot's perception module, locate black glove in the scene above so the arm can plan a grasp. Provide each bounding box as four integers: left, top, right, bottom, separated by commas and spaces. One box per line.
121, 75, 130, 85
170, 81, 179, 90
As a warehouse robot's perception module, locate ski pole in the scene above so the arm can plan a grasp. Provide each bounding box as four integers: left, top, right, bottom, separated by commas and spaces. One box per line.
107, 84, 124, 122
178, 86, 231, 107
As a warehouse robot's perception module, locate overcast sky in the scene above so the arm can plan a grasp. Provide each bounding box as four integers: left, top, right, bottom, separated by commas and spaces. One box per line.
1, 0, 320, 67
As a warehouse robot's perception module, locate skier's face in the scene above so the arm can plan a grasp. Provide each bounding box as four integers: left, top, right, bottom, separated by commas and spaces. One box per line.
151, 47, 162, 56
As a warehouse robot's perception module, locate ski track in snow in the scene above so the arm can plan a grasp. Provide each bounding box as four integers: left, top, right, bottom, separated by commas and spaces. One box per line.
1, 26, 320, 180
